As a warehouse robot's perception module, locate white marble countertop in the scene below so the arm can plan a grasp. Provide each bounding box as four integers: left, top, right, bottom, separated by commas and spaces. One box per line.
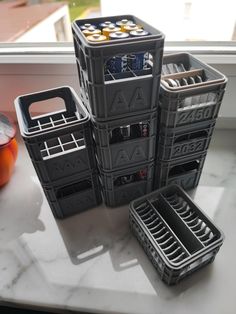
0, 129, 236, 314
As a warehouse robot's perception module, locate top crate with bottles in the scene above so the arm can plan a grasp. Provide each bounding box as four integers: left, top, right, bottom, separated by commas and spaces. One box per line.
72, 15, 165, 121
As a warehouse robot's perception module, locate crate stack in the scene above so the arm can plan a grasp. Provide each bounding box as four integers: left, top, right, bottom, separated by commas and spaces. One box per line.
154, 53, 227, 190
72, 15, 165, 206
15, 86, 102, 219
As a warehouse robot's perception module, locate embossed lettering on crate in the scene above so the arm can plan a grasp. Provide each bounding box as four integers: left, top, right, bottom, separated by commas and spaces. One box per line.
172, 140, 205, 157
177, 106, 215, 125
48, 155, 89, 180
114, 146, 147, 166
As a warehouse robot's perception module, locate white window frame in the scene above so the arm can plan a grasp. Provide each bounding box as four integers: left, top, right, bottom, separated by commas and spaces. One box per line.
0, 41, 236, 64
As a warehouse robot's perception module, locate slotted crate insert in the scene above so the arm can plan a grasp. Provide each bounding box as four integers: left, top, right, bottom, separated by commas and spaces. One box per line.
161, 53, 226, 87
130, 184, 224, 285
104, 60, 153, 82
40, 132, 85, 160
27, 112, 81, 133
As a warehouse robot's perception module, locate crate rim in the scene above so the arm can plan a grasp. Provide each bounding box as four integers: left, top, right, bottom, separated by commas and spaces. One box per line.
15, 85, 90, 138
161, 52, 227, 94
72, 14, 165, 48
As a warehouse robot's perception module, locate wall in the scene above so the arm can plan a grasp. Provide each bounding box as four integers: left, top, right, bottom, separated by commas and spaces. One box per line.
100, 0, 236, 41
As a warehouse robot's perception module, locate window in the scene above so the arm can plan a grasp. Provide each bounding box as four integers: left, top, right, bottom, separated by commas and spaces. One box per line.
0, 0, 235, 42
184, 2, 192, 20
0, 0, 101, 43
0, 0, 235, 121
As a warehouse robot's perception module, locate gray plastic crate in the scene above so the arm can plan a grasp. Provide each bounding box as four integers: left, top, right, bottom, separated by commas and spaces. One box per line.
15, 86, 97, 186
154, 152, 206, 190
100, 162, 154, 207
129, 184, 224, 285
159, 53, 227, 128
157, 120, 215, 161
43, 171, 102, 219
72, 15, 164, 121
94, 111, 157, 171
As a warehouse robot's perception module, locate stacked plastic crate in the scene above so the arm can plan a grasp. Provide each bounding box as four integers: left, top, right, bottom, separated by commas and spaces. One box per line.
15, 86, 102, 219
154, 53, 227, 190
72, 15, 165, 206
129, 184, 224, 285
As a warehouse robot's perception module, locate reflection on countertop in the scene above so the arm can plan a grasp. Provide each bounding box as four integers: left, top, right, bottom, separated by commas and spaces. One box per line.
0, 129, 235, 314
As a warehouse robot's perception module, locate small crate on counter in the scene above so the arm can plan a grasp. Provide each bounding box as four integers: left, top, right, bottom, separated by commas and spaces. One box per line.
94, 111, 157, 171
72, 15, 164, 121
100, 161, 154, 207
129, 184, 224, 285
159, 53, 227, 128
154, 152, 206, 191
15, 86, 97, 186
157, 120, 215, 161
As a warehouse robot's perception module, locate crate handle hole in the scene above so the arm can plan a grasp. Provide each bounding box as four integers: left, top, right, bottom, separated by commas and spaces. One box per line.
29, 97, 67, 120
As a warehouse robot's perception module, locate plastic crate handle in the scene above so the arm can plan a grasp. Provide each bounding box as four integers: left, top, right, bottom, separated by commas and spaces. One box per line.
18, 87, 77, 125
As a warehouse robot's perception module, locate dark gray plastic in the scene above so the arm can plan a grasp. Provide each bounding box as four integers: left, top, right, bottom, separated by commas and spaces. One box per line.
44, 171, 102, 219
159, 53, 227, 128
94, 111, 157, 171
129, 184, 224, 285
157, 120, 215, 160
154, 152, 206, 190
72, 15, 164, 121
15, 86, 97, 186
99, 162, 154, 207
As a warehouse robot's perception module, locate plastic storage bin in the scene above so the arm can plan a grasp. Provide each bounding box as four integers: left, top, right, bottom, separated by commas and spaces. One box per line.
154, 152, 206, 190
72, 15, 164, 121
15, 86, 97, 186
159, 53, 227, 128
129, 184, 224, 285
43, 171, 102, 219
100, 162, 154, 207
94, 111, 157, 171
157, 120, 215, 161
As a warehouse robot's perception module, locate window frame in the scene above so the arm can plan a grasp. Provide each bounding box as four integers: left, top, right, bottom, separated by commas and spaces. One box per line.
0, 41, 236, 64
0, 41, 235, 127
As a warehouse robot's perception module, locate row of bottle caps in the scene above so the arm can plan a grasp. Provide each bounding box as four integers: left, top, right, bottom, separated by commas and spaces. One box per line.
79, 19, 149, 42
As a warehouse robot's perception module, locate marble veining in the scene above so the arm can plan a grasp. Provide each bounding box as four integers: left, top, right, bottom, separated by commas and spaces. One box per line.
0, 129, 236, 314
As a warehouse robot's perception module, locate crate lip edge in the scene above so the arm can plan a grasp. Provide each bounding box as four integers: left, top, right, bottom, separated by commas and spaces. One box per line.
15, 86, 90, 138
72, 14, 165, 48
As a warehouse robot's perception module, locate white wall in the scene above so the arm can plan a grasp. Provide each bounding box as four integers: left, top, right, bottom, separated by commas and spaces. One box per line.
101, 0, 236, 41
15, 6, 72, 43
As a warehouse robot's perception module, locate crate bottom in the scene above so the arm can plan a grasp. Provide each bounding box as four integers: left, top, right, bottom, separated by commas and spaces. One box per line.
43, 173, 102, 219
155, 170, 202, 191
130, 215, 219, 285
102, 180, 153, 207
